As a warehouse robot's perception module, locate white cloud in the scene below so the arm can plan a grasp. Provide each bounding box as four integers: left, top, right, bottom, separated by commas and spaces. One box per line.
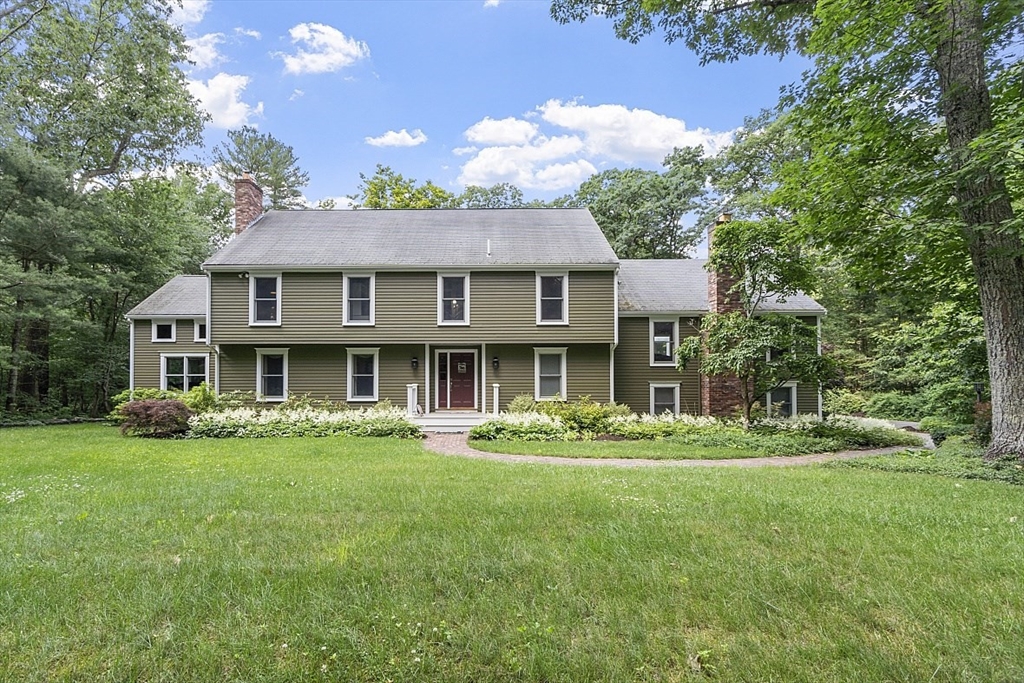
456, 100, 733, 191
365, 128, 428, 147
170, 0, 210, 26
277, 23, 369, 75
235, 27, 262, 40
186, 32, 225, 70
538, 99, 734, 161
484, 0, 501, 6
187, 73, 264, 129
465, 116, 538, 146
289, 89, 305, 101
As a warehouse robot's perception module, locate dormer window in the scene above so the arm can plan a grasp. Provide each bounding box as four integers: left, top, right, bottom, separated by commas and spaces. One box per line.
249, 274, 281, 326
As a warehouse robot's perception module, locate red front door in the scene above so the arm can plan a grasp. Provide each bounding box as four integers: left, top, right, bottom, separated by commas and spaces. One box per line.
437, 351, 475, 409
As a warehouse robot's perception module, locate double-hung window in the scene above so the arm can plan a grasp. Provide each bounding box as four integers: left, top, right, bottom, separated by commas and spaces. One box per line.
344, 274, 374, 325
650, 319, 678, 366
194, 319, 207, 342
347, 348, 379, 402
767, 383, 797, 418
650, 384, 680, 416
536, 273, 568, 324
250, 274, 281, 325
152, 319, 176, 342
255, 348, 288, 401
161, 354, 207, 391
534, 347, 567, 400
438, 274, 469, 325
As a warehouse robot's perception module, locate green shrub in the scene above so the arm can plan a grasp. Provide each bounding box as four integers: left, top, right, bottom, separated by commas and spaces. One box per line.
862, 391, 927, 420
188, 406, 422, 439
823, 388, 868, 415
918, 416, 972, 447
606, 413, 722, 440
535, 396, 638, 435
506, 394, 537, 413
109, 383, 223, 419
469, 413, 572, 441
753, 415, 923, 449
118, 399, 194, 438
920, 382, 976, 423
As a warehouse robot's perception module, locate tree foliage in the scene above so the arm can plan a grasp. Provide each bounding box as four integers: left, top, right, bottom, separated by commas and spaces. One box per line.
211, 126, 310, 210
575, 146, 709, 258
351, 165, 455, 209
552, 0, 1024, 457
455, 183, 525, 208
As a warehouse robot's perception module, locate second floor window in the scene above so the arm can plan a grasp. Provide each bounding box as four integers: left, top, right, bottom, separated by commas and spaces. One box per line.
537, 273, 567, 324
345, 274, 374, 325
651, 320, 678, 365
251, 275, 280, 325
439, 274, 469, 324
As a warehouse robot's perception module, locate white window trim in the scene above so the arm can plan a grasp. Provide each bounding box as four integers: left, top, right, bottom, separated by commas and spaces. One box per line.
536, 272, 569, 325
533, 347, 568, 401
151, 319, 176, 343
159, 352, 209, 391
347, 347, 380, 402
649, 318, 679, 367
248, 273, 282, 327
766, 381, 798, 418
193, 317, 207, 343
437, 273, 471, 326
255, 347, 289, 402
343, 273, 376, 326
649, 383, 680, 416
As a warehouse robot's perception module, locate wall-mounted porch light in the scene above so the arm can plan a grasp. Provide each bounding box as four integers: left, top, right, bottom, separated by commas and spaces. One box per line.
492, 356, 499, 371
411, 356, 419, 370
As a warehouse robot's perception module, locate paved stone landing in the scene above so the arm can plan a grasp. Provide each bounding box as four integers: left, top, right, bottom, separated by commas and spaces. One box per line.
422, 432, 922, 468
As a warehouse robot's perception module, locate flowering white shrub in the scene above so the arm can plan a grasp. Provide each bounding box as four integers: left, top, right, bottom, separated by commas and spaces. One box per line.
609, 413, 720, 428
469, 412, 573, 441
188, 406, 422, 439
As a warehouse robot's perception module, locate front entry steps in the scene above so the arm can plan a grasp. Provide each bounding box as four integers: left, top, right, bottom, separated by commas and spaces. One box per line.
412, 411, 491, 433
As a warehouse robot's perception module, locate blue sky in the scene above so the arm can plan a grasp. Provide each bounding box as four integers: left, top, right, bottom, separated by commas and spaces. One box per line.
175, 0, 808, 206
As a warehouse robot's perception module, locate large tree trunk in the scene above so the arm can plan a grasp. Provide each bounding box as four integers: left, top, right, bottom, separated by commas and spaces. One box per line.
932, 0, 1024, 458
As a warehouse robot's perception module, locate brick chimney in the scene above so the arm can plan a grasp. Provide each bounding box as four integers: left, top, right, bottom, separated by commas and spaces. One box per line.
701, 212, 746, 417
234, 172, 263, 235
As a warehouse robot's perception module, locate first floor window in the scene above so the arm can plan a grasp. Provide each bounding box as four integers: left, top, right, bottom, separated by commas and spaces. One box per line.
768, 385, 796, 418
650, 384, 679, 416
347, 348, 379, 401
256, 348, 288, 401
162, 355, 206, 391
651, 320, 677, 365
534, 348, 567, 400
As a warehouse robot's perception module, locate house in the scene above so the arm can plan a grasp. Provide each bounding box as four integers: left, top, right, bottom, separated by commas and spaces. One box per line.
125, 176, 826, 421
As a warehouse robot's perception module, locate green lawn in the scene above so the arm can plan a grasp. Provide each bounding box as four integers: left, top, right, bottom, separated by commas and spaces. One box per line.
469, 438, 765, 459
2, 425, 1022, 681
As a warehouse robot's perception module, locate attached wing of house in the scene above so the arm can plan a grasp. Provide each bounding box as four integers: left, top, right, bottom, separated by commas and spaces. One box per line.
126, 179, 826, 419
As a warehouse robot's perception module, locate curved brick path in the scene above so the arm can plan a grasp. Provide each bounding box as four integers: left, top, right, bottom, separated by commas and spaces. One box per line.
422, 432, 927, 468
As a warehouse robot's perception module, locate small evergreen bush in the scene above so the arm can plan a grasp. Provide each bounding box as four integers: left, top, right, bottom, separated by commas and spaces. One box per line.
506, 394, 537, 413
118, 399, 194, 438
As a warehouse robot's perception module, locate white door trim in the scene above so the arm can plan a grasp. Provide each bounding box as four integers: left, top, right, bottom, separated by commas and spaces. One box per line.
434, 348, 478, 411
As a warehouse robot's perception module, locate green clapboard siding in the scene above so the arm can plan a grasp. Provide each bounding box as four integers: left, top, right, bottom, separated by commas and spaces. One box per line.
796, 383, 821, 416
132, 319, 216, 390
614, 316, 701, 414
476, 343, 612, 410
567, 344, 611, 403
487, 344, 534, 411
210, 270, 615, 345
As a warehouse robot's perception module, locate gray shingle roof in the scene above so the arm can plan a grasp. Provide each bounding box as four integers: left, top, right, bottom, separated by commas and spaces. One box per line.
618, 259, 825, 314
126, 275, 206, 318
204, 208, 619, 268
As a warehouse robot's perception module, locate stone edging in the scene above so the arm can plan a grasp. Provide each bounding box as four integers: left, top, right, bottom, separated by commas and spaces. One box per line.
422, 432, 926, 468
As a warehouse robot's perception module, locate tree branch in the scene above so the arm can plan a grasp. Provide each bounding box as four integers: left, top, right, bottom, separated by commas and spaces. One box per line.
708, 0, 815, 15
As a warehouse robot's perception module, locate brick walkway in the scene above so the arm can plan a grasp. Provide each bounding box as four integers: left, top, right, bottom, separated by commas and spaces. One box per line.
422, 431, 924, 468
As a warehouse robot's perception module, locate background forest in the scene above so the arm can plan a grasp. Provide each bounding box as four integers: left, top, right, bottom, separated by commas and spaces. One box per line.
0, 0, 1017, 437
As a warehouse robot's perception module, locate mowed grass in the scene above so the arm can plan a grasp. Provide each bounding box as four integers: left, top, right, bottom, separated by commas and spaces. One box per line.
469, 438, 758, 459
1, 426, 1022, 682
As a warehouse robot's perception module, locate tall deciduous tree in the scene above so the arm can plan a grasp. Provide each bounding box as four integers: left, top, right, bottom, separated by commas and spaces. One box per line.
552, 0, 1024, 457
575, 146, 708, 258
351, 165, 455, 209
211, 126, 310, 210
455, 183, 525, 208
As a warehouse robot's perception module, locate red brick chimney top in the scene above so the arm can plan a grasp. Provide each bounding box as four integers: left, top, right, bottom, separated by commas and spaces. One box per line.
234, 173, 263, 235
